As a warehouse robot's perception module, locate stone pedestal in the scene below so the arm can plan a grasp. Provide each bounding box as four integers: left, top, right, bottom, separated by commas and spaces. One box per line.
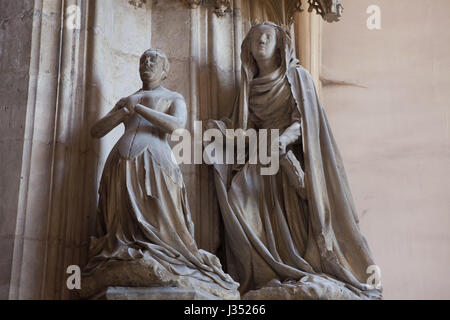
95, 287, 220, 300
79, 256, 240, 300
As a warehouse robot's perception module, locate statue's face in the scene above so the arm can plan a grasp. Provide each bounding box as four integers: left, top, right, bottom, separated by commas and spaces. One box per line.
140, 51, 165, 83
250, 25, 278, 61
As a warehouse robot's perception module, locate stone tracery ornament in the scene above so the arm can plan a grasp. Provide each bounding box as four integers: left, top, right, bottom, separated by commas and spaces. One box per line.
183, 0, 232, 16
287, 1, 303, 25
183, 0, 202, 9
307, 0, 343, 22
265, 0, 343, 24
214, 0, 232, 17
183, 0, 343, 23
263, 0, 303, 27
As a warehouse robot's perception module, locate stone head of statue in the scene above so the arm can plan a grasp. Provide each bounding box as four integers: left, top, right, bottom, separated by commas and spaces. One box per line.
139, 49, 170, 85
241, 22, 296, 79
249, 23, 281, 63
248, 22, 283, 68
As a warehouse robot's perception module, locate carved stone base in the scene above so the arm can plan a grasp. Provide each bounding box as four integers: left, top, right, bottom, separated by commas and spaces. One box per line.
94, 287, 220, 300
78, 254, 240, 300
242, 276, 382, 300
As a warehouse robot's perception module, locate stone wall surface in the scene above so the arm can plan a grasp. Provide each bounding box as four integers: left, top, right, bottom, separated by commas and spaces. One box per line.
0, 0, 34, 299
0, 0, 276, 299
0, 0, 400, 300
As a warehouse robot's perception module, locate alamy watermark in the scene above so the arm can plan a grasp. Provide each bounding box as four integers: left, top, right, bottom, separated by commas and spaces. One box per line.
366, 265, 382, 290
170, 121, 281, 176
367, 5, 382, 30
66, 265, 81, 290
65, 5, 81, 30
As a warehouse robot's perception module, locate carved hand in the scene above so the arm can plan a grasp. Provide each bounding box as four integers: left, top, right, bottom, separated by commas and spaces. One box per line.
134, 98, 187, 134
279, 135, 289, 156
279, 122, 302, 156
117, 97, 136, 114
90, 104, 131, 139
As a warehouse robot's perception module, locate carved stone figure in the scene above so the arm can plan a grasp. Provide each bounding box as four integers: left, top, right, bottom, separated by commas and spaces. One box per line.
81, 49, 239, 300
207, 22, 382, 300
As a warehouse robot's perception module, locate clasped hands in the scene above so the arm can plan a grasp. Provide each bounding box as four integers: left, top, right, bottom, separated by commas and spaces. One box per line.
116, 98, 141, 116
116, 99, 149, 124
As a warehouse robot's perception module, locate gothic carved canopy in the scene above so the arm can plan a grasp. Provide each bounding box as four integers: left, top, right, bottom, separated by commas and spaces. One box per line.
307, 0, 343, 22
182, 0, 343, 23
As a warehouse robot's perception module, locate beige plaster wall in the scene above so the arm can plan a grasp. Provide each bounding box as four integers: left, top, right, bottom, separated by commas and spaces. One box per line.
322, 0, 450, 299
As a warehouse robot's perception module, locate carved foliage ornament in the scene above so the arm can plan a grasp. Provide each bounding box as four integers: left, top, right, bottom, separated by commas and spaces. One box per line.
214, 0, 232, 17
183, 0, 343, 23
278, 0, 344, 24
183, 0, 232, 16
264, 0, 303, 26
184, 0, 202, 9
307, 0, 343, 22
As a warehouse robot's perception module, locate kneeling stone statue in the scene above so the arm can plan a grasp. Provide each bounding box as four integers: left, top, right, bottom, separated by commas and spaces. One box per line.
80, 49, 239, 300
207, 22, 382, 300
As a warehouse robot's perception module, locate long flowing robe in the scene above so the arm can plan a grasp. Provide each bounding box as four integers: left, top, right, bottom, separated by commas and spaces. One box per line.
209, 23, 382, 299
84, 97, 238, 296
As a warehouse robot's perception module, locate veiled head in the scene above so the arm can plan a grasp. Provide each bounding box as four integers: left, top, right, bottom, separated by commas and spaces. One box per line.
241, 22, 296, 80
249, 24, 279, 62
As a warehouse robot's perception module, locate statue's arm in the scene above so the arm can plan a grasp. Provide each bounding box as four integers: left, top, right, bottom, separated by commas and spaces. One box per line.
279, 121, 302, 155
90, 101, 131, 139
135, 97, 187, 134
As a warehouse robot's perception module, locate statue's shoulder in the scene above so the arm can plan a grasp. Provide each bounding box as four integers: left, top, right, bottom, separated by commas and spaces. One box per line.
288, 64, 312, 78
159, 86, 185, 102
287, 65, 315, 87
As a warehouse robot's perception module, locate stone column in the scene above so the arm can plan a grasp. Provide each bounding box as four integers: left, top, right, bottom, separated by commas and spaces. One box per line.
294, 9, 322, 96
6, 0, 153, 299
7, 0, 64, 300
7, 0, 91, 300
0, 0, 34, 300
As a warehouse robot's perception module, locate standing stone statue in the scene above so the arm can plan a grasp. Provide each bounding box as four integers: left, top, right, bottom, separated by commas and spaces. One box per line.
81, 49, 239, 300
207, 22, 382, 300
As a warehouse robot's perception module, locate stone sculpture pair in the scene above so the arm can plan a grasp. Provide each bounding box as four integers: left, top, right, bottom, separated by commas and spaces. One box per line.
81, 22, 382, 300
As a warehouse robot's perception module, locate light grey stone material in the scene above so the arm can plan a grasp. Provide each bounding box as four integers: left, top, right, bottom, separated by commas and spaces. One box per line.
99, 287, 219, 300
81, 49, 239, 300
184, 0, 343, 24
0, 0, 34, 299
207, 22, 382, 300
80, 253, 239, 300
242, 277, 380, 300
